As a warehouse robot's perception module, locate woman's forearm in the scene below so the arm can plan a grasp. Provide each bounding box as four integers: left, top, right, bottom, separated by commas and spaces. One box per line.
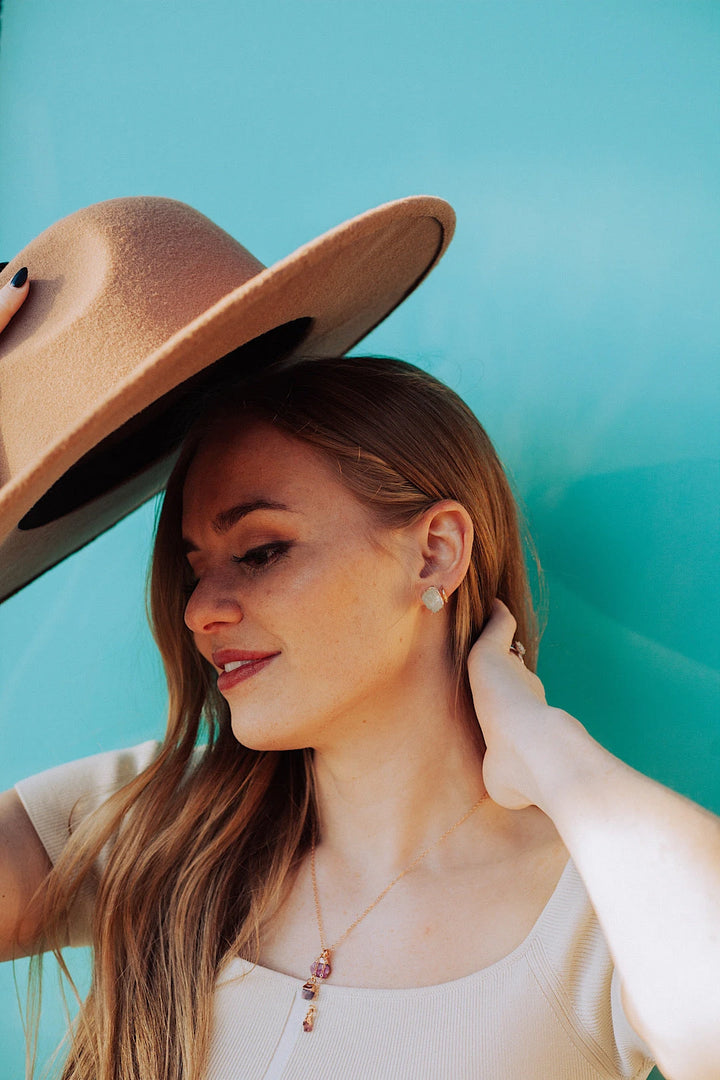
527, 709, 720, 1080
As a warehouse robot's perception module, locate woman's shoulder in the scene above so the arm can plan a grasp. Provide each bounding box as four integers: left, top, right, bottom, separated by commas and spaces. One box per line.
15, 739, 162, 808
13, 740, 202, 867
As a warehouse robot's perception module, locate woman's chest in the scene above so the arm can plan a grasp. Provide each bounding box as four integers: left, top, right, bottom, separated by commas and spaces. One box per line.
257, 835, 569, 989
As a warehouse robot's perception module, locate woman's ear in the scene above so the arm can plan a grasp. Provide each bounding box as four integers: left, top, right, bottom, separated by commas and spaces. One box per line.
416, 500, 474, 597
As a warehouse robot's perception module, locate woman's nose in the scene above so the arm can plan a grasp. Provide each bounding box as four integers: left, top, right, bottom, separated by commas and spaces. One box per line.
183, 575, 243, 635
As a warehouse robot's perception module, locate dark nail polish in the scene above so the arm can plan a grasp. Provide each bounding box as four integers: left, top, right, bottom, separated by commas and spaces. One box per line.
0, 262, 8, 273
11, 267, 28, 288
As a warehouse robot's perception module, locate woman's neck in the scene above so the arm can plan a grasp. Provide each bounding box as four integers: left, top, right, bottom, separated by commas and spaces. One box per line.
310, 665, 489, 881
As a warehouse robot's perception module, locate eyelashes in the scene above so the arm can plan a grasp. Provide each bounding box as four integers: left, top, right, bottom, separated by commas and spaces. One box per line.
231, 540, 293, 572
183, 541, 293, 599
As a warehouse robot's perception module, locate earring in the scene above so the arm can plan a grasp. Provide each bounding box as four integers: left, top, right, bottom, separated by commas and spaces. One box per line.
421, 585, 448, 613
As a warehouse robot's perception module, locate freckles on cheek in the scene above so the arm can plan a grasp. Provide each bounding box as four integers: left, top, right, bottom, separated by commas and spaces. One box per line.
280, 543, 391, 656
298, 584, 367, 665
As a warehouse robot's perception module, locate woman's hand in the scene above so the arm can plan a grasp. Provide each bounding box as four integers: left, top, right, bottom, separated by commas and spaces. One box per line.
0, 266, 29, 331
467, 598, 582, 811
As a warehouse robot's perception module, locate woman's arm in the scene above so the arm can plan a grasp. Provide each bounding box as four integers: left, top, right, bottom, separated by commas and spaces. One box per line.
469, 600, 720, 1080
0, 790, 54, 960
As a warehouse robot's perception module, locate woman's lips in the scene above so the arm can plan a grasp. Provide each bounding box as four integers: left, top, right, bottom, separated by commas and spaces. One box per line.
213, 650, 280, 692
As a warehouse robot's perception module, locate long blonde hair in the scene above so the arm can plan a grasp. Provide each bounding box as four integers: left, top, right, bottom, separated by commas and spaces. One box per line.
37, 353, 539, 1079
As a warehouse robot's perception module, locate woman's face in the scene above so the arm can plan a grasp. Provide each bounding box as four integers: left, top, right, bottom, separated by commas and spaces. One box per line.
181, 417, 426, 752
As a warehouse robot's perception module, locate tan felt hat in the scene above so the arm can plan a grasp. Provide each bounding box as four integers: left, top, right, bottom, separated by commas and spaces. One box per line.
0, 194, 455, 603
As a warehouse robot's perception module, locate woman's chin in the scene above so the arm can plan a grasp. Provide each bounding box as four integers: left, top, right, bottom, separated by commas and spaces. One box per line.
229, 713, 311, 753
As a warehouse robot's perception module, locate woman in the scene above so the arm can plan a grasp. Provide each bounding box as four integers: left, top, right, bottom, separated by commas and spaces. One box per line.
1, 205, 719, 1080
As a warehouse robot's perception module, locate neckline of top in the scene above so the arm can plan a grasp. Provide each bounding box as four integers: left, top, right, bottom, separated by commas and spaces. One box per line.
217, 855, 580, 996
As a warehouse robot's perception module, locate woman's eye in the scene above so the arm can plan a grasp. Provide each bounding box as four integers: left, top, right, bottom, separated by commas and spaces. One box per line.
233, 541, 292, 572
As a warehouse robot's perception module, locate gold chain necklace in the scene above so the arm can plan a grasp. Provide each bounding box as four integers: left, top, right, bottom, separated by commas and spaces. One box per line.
300, 792, 489, 1032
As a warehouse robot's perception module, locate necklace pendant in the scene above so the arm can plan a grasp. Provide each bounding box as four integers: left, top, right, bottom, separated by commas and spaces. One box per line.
302, 1003, 317, 1032
302, 949, 331, 1032
310, 948, 332, 980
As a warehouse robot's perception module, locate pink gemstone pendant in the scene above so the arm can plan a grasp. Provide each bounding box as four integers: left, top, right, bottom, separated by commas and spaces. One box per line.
310, 949, 332, 980
302, 949, 331, 1031
303, 1004, 316, 1032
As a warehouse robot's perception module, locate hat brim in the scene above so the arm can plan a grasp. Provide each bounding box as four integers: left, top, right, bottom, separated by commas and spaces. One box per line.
0, 195, 454, 602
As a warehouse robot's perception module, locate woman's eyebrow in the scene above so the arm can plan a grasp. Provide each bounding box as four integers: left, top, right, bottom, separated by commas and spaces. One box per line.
183, 499, 296, 552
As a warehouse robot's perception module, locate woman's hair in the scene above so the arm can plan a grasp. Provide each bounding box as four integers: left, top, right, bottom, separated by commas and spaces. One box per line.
37, 354, 540, 1080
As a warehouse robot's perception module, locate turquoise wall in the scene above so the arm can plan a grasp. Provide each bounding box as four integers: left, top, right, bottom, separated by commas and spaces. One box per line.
1, 2, 718, 1076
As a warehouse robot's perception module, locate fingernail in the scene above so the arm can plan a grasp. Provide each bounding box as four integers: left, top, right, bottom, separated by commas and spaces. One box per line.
11, 267, 28, 288
0, 262, 8, 273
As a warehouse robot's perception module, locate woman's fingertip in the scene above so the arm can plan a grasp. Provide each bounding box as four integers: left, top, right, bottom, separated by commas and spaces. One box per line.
10, 266, 29, 288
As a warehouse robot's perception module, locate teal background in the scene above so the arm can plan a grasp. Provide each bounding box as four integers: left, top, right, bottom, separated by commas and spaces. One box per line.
1, 2, 719, 1076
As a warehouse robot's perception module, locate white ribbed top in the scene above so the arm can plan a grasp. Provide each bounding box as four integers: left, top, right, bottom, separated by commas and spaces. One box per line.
16, 742, 657, 1080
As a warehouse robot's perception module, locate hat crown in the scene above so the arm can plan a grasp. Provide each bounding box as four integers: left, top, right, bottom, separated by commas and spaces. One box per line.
0, 197, 265, 484
0, 192, 454, 602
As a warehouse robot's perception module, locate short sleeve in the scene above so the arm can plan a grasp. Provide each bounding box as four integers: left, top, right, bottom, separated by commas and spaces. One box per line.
15, 740, 162, 945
